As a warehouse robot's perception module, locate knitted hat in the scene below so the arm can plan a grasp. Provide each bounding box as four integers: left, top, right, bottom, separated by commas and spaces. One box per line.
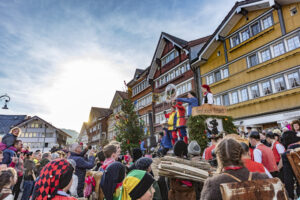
31, 159, 74, 200
135, 157, 152, 171
188, 140, 201, 156
174, 140, 188, 157
119, 170, 154, 200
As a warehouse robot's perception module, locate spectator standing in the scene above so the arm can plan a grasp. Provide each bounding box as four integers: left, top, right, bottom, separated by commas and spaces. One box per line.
0, 168, 17, 200
69, 143, 95, 197
140, 139, 147, 155
21, 152, 36, 200
31, 159, 77, 200
291, 120, 300, 135
100, 162, 126, 200
100, 144, 118, 172
249, 131, 278, 177
36, 152, 51, 176
200, 139, 268, 200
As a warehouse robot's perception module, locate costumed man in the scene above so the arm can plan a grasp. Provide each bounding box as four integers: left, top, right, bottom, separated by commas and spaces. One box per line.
174, 101, 188, 144
158, 126, 173, 156
176, 91, 198, 117
164, 105, 178, 145
201, 84, 213, 104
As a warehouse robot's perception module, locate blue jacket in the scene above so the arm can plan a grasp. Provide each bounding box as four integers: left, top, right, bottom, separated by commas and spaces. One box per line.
176, 97, 199, 116
69, 152, 95, 196
161, 132, 172, 149
2, 148, 17, 165
140, 141, 146, 151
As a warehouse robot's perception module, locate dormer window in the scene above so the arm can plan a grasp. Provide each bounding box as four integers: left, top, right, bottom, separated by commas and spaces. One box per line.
161, 50, 179, 67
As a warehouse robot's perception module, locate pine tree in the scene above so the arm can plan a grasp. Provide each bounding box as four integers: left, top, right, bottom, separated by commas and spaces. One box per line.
115, 99, 144, 152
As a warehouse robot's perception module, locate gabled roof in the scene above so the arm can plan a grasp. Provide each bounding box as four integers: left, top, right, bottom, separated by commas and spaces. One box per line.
0, 115, 27, 135
88, 107, 112, 123
193, 0, 279, 64
148, 32, 189, 80
187, 35, 211, 48
127, 66, 150, 87
17, 116, 71, 138
110, 91, 129, 109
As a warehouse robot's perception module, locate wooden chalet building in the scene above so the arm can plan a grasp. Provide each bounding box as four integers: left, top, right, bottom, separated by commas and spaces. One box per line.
87, 107, 112, 148
107, 91, 128, 141
148, 32, 210, 135
127, 67, 154, 145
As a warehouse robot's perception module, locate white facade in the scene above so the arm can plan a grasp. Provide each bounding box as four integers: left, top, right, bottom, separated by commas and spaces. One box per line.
17, 116, 70, 152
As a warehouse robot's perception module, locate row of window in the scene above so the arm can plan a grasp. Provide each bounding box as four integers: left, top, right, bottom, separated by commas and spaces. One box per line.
155, 61, 191, 88
161, 50, 179, 67
19, 132, 54, 138
29, 123, 44, 128
215, 69, 300, 106
155, 80, 192, 104
205, 67, 229, 85
23, 142, 51, 148
132, 79, 150, 96
248, 33, 300, 67
135, 93, 152, 110
139, 114, 150, 125
230, 13, 273, 48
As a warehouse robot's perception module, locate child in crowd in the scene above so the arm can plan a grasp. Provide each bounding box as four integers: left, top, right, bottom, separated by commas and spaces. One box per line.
0, 127, 21, 150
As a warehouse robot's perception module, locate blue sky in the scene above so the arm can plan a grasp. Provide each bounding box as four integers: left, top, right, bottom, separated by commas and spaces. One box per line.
0, 0, 234, 132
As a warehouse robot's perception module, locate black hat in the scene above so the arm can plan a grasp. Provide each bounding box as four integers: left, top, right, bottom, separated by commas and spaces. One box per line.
135, 157, 153, 171
266, 132, 274, 139
159, 132, 164, 137
173, 140, 187, 157
249, 131, 260, 140
281, 130, 300, 149
132, 148, 143, 162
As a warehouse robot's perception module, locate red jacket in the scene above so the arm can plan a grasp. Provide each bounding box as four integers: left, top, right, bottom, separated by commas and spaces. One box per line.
243, 158, 265, 173
52, 196, 77, 200
204, 144, 216, 160
256, 144, 278, 172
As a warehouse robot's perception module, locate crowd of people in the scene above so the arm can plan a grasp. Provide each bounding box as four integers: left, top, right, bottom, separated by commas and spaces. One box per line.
0, 119, 300, 200
0, 86, 300, 199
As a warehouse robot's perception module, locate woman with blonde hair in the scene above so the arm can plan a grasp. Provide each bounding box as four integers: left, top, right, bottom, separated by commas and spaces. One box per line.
200, 138, 268, 200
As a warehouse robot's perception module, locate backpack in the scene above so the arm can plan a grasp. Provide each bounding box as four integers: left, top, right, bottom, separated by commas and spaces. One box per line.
220, 172, 288, 200
0, 142, 7, 151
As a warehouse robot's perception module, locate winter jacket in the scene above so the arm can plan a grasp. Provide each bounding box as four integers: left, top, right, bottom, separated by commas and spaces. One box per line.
23, 159, 36, 181
36, 158, 50, 176
69, 152, 95, 197
1, 133, 17, 148
2, 146, 17, 165
168, 178, 196, 200
176, 97, 198, 117
200, 167, 268, 200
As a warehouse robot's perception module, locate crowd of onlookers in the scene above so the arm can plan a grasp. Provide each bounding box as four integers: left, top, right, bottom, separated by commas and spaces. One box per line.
1, 119, 300, 200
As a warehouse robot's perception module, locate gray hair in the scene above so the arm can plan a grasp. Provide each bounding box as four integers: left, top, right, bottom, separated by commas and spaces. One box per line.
70, 143, 80, 152
51, 153, 59, 160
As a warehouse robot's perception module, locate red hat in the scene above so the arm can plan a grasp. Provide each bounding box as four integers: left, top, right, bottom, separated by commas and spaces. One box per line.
80, 142, 83, 146
202, 84, 211, 93
177, 102, 183, 106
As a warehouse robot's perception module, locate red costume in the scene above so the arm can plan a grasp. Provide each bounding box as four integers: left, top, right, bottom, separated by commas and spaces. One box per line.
242, 158, 265, 173
256, 144, 278, 172
175, 102, 188, 143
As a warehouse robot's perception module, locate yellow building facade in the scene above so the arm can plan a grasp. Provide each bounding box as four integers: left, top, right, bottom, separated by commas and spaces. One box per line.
192, 0, 300, 130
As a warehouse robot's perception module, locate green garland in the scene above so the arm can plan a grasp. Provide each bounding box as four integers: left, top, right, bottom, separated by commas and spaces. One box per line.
187, 115, 237, 153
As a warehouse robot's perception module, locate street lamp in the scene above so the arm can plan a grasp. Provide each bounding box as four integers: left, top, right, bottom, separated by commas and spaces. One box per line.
0, 94, 10, 109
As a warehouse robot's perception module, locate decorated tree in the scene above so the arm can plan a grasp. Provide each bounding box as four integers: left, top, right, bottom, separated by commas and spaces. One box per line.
115, 99, 144, 153
188, 115, 237, 153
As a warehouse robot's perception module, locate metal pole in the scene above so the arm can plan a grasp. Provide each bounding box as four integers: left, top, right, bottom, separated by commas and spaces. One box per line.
42, 124, 47, 153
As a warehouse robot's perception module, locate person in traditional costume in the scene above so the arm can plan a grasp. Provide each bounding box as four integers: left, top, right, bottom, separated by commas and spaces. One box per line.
201, 84, 213, 105
31, 159, 77, 200
176, 91, 198, 117
164, 106, 178, 145
200, 138, 268, 200
101, 162, 126, 200
174, 102, 188, 144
